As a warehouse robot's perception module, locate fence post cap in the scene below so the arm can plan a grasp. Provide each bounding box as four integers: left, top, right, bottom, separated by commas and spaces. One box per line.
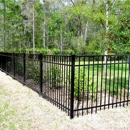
71, 54, 76, 56
38, 53, 42, 56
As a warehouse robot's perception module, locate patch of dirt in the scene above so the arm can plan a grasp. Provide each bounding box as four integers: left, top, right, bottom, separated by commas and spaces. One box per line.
26, 79, 40, 92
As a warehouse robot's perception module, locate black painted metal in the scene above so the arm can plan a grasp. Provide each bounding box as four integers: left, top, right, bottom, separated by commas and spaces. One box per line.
13, 53, 15, 78
0, 52, 130, 119
23, 53, 26, 85
39, 53, 43, 96
70, 54, 75, 119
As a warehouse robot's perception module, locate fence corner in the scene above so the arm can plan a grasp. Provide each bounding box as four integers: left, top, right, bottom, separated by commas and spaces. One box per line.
39, 53, 43, 97
70, 54, 75, 119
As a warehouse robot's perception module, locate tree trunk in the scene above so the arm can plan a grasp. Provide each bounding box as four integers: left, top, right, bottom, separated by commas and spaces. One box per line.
103, 50, 108, 76
103, 0, 109, 75
60, 25, 63, 54
4, 0, 6, 52
93, 0, 96, 4
43, 0, 46, 48
84, 21, 88, 45
33, 1, 35, 54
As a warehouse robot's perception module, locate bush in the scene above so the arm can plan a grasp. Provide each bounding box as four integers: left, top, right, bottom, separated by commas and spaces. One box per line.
26, 60, 40, 84
74, 67, 97, 101
62, 49, 74, 55
15, 57, 24, 76
44, 65, 62, 89
51, 48, 61, 55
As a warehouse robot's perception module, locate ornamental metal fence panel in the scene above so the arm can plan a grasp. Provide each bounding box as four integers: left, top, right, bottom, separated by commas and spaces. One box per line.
72, 55, 130, 117
0, 52, 130, 118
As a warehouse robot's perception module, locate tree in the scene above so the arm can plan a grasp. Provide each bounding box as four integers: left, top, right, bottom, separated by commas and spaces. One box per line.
42, 0, 46, 48
0, 0, 128, 55
107, 0, 130, 54
103, 0, 109, 75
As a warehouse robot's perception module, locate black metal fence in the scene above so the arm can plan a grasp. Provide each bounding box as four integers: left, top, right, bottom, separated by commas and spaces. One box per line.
0, 52, 130, 118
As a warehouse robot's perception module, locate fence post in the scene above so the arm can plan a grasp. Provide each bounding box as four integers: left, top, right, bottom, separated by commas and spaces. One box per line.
0, 53, 1, 69
23, 53, 26, 85
13, 53, 15, 79
39, 53, 43, 96
128, 55, 130, 93
70, 54, 75, 119
5, 53, 7, 72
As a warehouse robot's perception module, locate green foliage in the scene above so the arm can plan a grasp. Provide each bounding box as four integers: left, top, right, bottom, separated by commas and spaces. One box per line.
74, 68, 97, 100
107, 1, 130, 54
6, 48, 75, 56
26, 61, 40, 84
74, 68, 87, 99
44, 66, 62, 89
0, 48, 3, 52
105, 77, 129, 96
62, 49, 74, 55
15, 60, 23, 75
27, 48, 49, 55
1, 0, 129, 54
51, 48, 61, 55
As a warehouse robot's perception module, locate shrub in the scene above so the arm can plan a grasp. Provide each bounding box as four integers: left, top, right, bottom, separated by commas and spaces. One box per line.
15, 59, 23, 76
62, 49, 74, 55
44, 65, 62, 89
51, 48, 61, 55
26, 60, 40, 84
74, 67, 97, 101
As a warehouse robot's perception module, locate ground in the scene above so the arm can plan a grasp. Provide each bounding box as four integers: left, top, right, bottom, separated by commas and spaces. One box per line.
0, 70, 130, 130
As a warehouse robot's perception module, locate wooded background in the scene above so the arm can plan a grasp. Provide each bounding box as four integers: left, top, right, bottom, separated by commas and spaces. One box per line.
0, 0, 129, 55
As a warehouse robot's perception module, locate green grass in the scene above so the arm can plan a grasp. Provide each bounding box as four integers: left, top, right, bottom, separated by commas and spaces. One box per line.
73, 61, 129, 99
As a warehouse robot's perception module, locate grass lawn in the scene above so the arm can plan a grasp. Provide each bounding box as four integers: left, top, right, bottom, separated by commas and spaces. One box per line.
74, 60, 129, 99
